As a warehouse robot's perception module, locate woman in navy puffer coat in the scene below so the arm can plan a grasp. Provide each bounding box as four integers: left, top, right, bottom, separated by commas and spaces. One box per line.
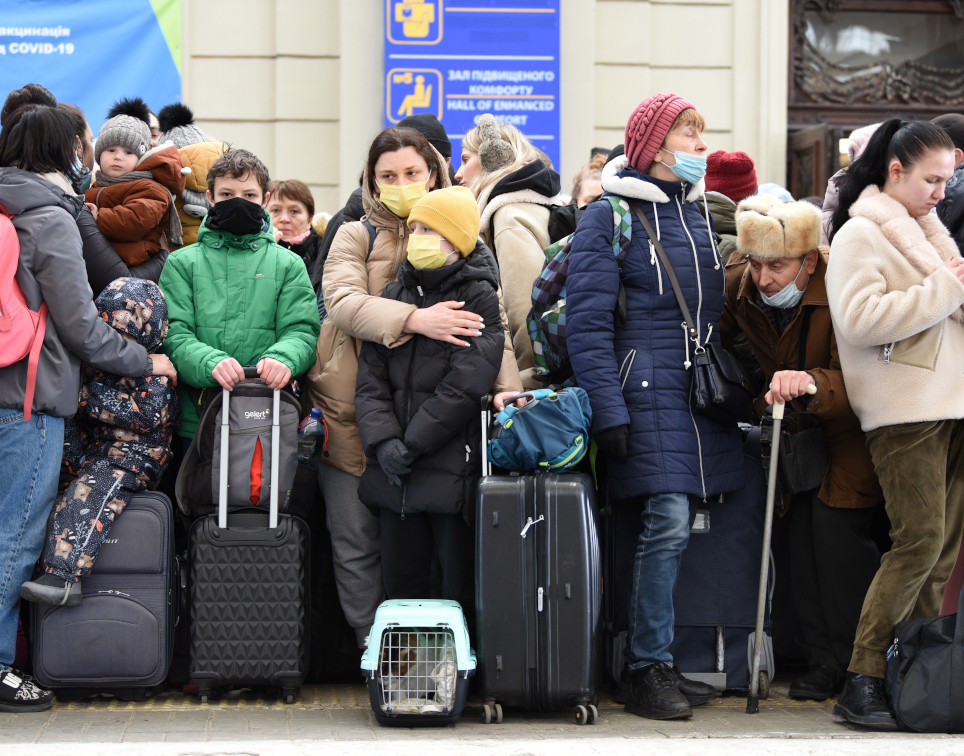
566, 94, 744, 720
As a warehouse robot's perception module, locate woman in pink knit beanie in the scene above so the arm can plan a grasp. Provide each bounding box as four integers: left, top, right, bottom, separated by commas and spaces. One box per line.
565, 94, 744, 723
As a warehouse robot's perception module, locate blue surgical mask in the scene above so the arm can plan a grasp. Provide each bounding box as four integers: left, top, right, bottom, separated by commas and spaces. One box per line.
759, 257, 809, 310
660, 148, 707, 185
72, 155, 92, 193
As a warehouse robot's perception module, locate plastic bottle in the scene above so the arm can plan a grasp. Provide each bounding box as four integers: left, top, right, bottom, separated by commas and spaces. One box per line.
298, 408, 325, 468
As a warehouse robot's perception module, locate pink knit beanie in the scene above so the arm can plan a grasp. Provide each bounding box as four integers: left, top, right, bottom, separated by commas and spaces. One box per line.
625, 93, 695, 173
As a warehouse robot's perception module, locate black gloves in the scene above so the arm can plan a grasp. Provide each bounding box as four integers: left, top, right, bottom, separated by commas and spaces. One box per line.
375, 438, 415, 487
595, 424, 629, 464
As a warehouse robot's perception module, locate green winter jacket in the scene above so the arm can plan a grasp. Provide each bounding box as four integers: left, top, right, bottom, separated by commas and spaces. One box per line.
159, 212, 321, 438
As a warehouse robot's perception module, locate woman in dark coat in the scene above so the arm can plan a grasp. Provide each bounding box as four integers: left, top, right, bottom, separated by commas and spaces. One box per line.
266, 179, 324, 289
566, 94, 742, 720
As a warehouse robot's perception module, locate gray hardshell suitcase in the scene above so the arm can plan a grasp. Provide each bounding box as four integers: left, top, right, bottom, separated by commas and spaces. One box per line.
30, 491, 176, 701
188, 379, 309, 704
475, 398, 601, 725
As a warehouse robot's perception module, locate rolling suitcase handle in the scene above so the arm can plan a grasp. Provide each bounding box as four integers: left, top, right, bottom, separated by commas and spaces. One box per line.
480, 395, 491, 477
218, 375, 282, 530
746, 382, 816, 714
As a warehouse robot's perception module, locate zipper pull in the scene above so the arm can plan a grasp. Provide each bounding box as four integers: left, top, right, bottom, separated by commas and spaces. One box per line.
883, 343, 894, 364
417, 285, 423, 297
537, 586, 544, 612
649, 240, 656, 265
465, 444, 471, 462
887, 637, 899, 661
520, 514, 545, 539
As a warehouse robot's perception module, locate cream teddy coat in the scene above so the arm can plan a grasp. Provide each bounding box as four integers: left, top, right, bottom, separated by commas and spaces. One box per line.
827, 184, 964, 432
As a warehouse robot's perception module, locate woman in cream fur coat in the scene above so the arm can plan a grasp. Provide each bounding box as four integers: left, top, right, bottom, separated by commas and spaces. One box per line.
826, 119, 962, 730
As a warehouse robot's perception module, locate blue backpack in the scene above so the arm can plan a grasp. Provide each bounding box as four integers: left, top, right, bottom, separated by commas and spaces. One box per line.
487, 388, 593, 472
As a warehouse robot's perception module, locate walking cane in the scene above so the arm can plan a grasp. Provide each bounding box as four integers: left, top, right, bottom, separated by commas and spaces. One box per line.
746, 382, 816, 714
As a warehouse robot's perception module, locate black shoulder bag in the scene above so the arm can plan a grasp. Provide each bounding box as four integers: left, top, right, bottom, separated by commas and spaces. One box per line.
774, 307, 830, 496
628, 200, 755, 426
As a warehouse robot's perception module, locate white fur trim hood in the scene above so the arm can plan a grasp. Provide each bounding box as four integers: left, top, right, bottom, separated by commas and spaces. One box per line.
601, 154, 705, 204
478, 185, 564, 234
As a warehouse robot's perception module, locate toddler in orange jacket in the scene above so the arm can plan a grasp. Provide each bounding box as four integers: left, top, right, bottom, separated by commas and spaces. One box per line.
85, 98, 187, 266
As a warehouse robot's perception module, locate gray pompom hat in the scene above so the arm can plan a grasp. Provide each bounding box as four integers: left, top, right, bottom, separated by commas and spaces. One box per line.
94, 115, 151, 163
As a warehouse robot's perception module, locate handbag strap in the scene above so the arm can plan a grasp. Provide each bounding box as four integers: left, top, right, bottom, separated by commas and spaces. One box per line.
627, 200, 698, 343
797, 306, 813, 370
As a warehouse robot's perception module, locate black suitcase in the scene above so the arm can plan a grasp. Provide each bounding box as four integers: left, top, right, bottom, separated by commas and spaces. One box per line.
30, 491, 177, 701
475, 398, 601, 725
188, 383, 309, 703
603, 427, 773, 693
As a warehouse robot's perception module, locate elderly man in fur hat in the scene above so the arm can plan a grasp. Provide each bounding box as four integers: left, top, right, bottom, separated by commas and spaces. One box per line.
719, 197, 886, 702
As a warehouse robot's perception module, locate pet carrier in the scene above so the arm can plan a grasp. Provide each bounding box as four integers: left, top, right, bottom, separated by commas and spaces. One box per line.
360, 599, 476, 726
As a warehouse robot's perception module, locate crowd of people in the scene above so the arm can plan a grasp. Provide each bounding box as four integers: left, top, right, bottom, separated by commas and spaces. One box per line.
1, 81, 964, 733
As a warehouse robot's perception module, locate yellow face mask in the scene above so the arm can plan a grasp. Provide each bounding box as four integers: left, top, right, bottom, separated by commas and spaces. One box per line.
407, 234, 449, 270
377, 175, 431, 218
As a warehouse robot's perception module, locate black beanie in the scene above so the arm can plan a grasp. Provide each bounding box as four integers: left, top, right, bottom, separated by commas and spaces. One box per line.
398, 113, 452, 158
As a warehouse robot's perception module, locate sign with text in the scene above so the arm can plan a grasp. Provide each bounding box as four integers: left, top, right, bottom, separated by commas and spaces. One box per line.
384, 0, 560, 171
0, 0, 181, 132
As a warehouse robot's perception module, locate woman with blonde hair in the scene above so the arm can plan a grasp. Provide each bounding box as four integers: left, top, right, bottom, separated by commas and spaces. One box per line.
455, 115, 563, 388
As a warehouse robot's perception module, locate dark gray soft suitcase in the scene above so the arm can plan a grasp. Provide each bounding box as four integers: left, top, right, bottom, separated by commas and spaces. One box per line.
475, 398, 601, 725
188, 382, 309, 703
30, 491, 176, 701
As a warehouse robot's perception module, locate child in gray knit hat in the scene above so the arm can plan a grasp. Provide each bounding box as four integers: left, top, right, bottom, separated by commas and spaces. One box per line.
85, 99, 188, 265
157, 102, 224, 246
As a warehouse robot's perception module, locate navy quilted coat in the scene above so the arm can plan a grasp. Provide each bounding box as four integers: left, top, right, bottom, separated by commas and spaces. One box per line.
566, 155, 744, 501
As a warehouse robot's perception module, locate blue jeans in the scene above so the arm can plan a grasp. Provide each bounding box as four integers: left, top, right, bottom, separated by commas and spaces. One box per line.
0, 409, 64, 670
627, 492, 699, 670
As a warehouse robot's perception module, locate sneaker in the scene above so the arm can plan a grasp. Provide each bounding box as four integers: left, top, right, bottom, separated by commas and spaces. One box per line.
20, 574, 82, 606
789, 664, 843, 701
625, 662, 693, 720
616, 665, 718, 706
0, 669, 55, 713
833, 673, 897, 730
669, 665, 718, 705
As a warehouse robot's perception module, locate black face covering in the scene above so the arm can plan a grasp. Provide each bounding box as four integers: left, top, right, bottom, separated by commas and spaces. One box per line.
205, 197, 265, 236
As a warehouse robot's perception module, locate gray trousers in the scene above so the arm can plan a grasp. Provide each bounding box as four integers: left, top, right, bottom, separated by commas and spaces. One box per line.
318, 463, 385, 647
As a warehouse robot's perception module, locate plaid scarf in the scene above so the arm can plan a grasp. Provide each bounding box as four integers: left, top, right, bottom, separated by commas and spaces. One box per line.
756, 291, 799, 335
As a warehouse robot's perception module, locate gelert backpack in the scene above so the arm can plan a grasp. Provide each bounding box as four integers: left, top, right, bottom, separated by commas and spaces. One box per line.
0, 207, 48, 421
526, 196, 631, 380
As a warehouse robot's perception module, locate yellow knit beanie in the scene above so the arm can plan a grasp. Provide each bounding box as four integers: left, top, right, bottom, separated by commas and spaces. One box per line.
407, 186, 480, 257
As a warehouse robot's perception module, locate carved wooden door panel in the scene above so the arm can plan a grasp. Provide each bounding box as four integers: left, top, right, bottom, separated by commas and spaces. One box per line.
788, 124, 829, 200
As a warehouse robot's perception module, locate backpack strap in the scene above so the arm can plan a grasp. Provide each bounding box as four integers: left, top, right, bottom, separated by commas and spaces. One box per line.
22, 303, 48, 422
363, 219, 376, 261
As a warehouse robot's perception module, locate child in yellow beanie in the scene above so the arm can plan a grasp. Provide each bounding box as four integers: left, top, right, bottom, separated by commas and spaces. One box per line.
354, 186, 504, 626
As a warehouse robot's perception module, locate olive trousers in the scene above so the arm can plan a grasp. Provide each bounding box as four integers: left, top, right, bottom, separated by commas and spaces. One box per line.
849, 419, 964, 678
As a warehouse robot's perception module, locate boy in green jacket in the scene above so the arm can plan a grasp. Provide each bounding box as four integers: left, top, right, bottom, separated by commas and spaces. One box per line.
159, 148, 321, 443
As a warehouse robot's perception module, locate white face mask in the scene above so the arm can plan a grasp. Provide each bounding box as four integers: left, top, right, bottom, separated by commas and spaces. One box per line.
759, 256, 809, 309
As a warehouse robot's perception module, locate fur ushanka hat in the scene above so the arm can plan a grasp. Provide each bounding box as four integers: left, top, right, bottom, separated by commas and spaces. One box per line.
736, 195, 822, 259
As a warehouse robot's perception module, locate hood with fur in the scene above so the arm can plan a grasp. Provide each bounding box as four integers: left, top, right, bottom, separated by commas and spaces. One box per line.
477, 159, 564, 233
601, 153, 705, 204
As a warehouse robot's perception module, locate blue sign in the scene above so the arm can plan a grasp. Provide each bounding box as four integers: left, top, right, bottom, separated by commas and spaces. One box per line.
0, 0, 181, 132
384, 0, 560, 171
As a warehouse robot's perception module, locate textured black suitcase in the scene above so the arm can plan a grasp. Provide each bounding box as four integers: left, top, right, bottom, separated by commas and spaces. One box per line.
475, 398, 601, 725
603, 427, 773, 693
188, 383, 309, 703
30, 491, 176, 701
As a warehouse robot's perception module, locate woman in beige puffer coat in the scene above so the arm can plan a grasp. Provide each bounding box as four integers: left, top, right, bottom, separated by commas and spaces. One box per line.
304, 127, 521, 647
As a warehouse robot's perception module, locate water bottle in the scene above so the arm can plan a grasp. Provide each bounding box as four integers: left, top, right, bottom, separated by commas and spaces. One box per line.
298, 408, 324, 468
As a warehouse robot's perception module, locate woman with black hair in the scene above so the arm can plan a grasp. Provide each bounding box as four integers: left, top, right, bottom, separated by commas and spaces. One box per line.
826, 119, 961, 729
0, 102, 177, 712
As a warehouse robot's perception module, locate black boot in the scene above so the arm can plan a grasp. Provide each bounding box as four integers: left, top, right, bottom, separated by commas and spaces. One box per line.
670, 665, 718, 704
20, 573, 82, 606
833, 673, 897, 730
789, 664, 843, 700
625, 662, 693, 720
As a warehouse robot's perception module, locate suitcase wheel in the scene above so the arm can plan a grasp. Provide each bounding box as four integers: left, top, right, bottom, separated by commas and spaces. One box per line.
283, 688, 297, 705
574, 704, 589, 725
758, 671, 770, 700
482, 701, 503, 724
587, 704, 598, 724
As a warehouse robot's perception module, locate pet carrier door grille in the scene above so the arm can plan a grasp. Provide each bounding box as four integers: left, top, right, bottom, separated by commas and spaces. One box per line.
378, 627, 458, 715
